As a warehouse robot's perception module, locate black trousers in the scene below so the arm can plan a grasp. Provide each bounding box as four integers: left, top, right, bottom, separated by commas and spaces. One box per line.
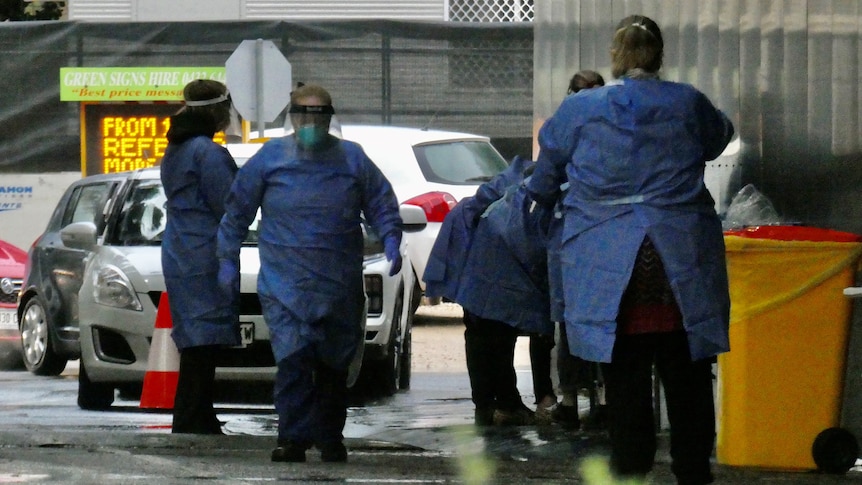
274, 345, 348, 447
528, 332, 556, 403
463, 310, 523, 412
172, 345, 222, 434
602, 331, 715, 485
557, 321, 595, 396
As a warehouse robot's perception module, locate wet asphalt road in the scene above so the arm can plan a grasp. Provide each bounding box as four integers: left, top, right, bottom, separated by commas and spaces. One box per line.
0, 304, 859, 483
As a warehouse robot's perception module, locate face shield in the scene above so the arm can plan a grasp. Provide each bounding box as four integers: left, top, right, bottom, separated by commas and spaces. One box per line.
288, 104, 336, 148
183, 92, 229, 108
282, 114, 343, 139
184, 92, 242, 141
223, 98, 244, 141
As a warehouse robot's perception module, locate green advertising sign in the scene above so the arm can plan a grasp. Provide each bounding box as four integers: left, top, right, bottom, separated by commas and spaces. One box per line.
60, 67, 225, 101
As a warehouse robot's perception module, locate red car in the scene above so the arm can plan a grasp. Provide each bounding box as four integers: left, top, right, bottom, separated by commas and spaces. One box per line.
0, 239, 26, 369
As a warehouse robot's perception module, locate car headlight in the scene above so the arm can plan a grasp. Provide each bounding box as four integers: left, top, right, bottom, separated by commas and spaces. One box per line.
92, 264, 143, 311
364, 274, 383, 316
363, 253, 386, 264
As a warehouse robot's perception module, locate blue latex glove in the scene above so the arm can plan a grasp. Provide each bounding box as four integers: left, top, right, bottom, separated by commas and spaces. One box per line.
383, 234, 402, 277
217, 258, 240, 303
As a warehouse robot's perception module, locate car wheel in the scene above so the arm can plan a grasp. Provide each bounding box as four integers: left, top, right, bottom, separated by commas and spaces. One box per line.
77, 360, 115, 410
812, 427, 859, 474
377, 291, 404, 397
398, 315, 412, 390
20, 296, 68, 376
358, 289, 404, 398
410, 270, 421, 314
117, 383, 143, 401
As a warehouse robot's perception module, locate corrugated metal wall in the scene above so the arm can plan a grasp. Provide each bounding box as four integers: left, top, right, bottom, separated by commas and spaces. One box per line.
535, 0, 862, 236
535, 0, 862, 441
67, 0, 447, 21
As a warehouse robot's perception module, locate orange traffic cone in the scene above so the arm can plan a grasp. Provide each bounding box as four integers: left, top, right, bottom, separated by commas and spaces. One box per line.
139, 291, 180, 409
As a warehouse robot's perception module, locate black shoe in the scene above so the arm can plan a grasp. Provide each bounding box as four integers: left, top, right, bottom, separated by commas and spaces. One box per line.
474, 408, 494, 427
581, 404, 608, 431
492, 404, 536, 426
318, 441, 348, 463
207, 415, 226, 434
676, 472, 715, 485
172, 412, 225, 435
202, 417, 225, 435
551, 404, 581, 430
172, 423, 224, 435
204, 426, 225, 435
271, 442, 307, 463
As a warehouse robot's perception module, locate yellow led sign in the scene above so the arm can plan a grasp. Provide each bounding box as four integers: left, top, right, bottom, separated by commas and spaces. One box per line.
101, 115, 170, 173
82, 103, 225, 176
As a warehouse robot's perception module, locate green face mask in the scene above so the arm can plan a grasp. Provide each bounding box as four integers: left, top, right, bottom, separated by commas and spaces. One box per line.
296, 125, 327, 148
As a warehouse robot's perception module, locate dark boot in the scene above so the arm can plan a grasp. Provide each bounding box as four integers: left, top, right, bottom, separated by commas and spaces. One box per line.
318, 441, 348, 462
172, 346, 221, 434
271, 440, 309, 463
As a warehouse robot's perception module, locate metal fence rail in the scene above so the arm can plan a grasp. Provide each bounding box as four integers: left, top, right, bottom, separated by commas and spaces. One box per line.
0, 20, 533, 172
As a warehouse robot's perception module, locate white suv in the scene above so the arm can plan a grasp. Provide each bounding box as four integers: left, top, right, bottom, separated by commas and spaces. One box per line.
248, 125, 510, 303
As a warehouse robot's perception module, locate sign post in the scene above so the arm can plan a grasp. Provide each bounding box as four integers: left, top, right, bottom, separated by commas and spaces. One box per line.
225, 39, 292, 139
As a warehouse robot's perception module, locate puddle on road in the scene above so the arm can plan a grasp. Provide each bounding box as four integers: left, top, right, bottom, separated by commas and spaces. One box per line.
218, 396, 604, 462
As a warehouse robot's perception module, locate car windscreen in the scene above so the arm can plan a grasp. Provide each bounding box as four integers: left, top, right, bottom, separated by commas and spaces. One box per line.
110, 179, 259, 246
109, 179, 372, 250
113, 180, 167, 246
413, 140, 509, 185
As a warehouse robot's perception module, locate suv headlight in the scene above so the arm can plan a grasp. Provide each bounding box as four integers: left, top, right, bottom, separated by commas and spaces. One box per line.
363, 253, 386, 265
363, 274, 383, 316
93, 264, 143, 311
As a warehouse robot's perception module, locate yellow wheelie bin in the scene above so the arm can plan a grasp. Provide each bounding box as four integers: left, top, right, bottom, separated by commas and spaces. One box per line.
717, 225, 862, 472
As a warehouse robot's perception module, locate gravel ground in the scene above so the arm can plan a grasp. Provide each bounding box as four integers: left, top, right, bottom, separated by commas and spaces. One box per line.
412, 301, 533, 373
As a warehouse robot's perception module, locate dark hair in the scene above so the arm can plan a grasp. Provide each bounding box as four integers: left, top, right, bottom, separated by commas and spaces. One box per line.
182, 79, 231, 132
611, 15, 663, 78
567, 70, 606, 94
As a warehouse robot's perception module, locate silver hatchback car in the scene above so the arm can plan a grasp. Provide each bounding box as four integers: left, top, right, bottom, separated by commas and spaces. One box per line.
17, 172, 128, 376
58, 167, 423, 409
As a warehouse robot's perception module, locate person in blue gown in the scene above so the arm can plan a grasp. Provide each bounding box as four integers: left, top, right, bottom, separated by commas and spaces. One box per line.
527, 15, 734, 484
160, 79, 237, 435
424, 156, 553, 426
217, 84, 402, 463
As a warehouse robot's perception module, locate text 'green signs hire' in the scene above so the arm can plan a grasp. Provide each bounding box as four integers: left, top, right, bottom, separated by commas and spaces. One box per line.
60, 67, 225, 101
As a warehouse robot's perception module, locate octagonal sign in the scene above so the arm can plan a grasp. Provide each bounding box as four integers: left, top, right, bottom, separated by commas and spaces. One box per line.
225, 39, 292, 123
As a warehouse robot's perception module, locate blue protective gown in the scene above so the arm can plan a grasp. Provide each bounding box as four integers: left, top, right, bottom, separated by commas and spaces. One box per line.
527, 77, 734, 363
217, 135, 402, 370
424, 157, 554, 336
546, 187, 567, 324
424, 156, 531, 302
161, 135, 239, 350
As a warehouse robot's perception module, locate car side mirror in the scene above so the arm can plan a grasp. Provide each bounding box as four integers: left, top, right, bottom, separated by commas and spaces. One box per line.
399, 204, 427, 233
60, 222, 98, 252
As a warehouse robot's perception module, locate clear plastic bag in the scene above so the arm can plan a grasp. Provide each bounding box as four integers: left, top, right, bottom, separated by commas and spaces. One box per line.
722, 184, 782, 230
